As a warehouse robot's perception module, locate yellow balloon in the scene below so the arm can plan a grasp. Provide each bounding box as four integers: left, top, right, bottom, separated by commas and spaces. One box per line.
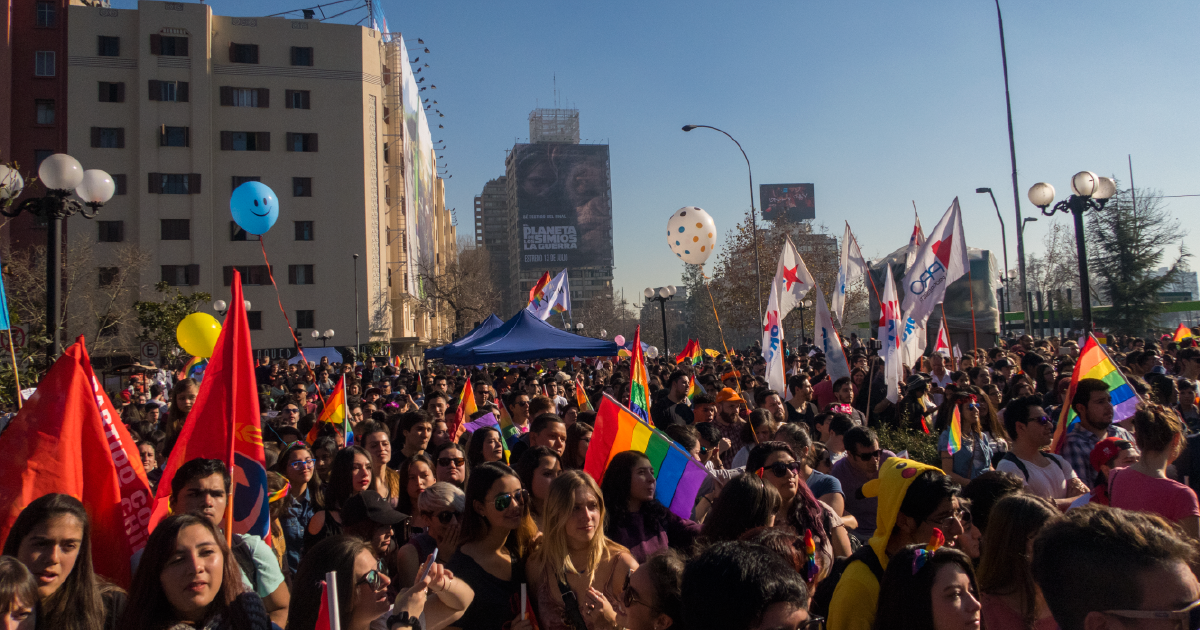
177, 312, 222, 358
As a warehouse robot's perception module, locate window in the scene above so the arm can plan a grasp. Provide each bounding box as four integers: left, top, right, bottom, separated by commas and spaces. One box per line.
221, 131, 270, 151
295, 221, 314, 241
160, 126, 189, 147
148, 80, 189, 102
97, 36, 120, 57
112, 174, 127, 195
149, 173, 200, 194
160, 219, 190, 240
98, 267, 120, 287
36, 2, 55, 28
223, 265, 273, 286
291, 46, 313, 66
98, 82, 124, 103
34, 51, 54, 77
232, 176, 260, 191
296, 310, 314, 329
229, 43, 259, 64
289, 265, 314, 285
286, 133, 318, 152
293, 177, 311, 197
98, 221, 124, 242
161, 265, 200, 286
35, 100, 54, 125
230, 221, 252, 241
91, 127, 125, 148
285, 90, 311, 110
247, 311, 263, 330
150, 35, 188, 56
220, 87, 269, 108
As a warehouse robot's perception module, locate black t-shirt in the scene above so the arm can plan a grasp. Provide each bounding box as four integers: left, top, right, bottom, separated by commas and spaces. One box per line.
445, 551, 524, 630
787, 400, 817, 431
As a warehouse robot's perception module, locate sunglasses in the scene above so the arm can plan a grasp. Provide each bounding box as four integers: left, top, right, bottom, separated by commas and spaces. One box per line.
623, 571, 650, 610
422, 509, 461, 524
514, 401, 530, 407
284, 408, 299, 414
854, 449, 883, 461
493, 489, 528, 511
963, 403, 980, 411
761, 461, 803, 477
438, 457, 466, 467
357, 569, 385, 590
1105, 599, 1200, 630
1029, 415, 1054, 426
289, 458, 316, 469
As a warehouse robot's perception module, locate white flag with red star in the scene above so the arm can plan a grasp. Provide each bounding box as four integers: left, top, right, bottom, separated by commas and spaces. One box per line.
899, 198, 969, 363
934, 317, 951, 356
766, 235, 817, 327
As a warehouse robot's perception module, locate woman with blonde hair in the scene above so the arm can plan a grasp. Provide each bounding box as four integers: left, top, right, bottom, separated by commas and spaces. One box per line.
530, 470, 637, 630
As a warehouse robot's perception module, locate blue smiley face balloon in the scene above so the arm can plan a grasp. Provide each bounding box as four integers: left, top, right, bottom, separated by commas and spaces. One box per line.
230, 181, 279, 235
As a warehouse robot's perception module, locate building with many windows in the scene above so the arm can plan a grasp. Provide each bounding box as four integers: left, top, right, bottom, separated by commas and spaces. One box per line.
61, 1, 453, 359
474, 176, 519, 314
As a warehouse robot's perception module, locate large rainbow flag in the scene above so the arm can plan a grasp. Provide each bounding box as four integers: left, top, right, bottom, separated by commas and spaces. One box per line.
1051, 334, 1139, 452
629, 326, 650, 422
583, 394, 709, 519
675, 339, 702, 365
307, 374, 351, 446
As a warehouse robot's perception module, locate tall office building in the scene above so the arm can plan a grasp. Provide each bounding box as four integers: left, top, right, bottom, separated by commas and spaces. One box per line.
506, 108, 613, 316
474, 176, 518, 314
61, 1, 454, 359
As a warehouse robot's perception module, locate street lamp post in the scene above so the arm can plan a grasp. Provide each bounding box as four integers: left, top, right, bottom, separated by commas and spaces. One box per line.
574, 323, 584, 337
682, 124, 763, 325
213, 299, 252, 318
644, 286, 677, 358
310, 328, 335, 347
1027, 172, 1117, 333
975, 188, 1012, 327
0, 154, 114, 361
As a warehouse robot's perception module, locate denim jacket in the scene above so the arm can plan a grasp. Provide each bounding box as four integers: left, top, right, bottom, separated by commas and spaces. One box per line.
938, 429, 993, 480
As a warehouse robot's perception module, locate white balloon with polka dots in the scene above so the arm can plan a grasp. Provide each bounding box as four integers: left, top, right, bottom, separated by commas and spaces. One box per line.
666, 206, 717, 266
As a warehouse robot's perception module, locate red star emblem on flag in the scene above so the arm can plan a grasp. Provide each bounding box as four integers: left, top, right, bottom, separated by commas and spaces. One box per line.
782, 265, 803, 291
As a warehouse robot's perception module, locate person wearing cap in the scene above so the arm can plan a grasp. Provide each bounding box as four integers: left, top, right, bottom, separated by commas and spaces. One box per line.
342, 490, 411, 573
1069, 436, 1139, 509
713, 388, 748, 458
1061, 378, 1135, 488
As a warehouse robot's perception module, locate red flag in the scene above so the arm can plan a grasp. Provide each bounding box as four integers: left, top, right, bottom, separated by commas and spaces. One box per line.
314, 579, 333, 630
151, 270, 270, 541
0, 337, 153, 588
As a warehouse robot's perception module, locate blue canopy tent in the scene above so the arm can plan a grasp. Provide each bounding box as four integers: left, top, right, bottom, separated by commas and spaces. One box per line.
441, 310, 619, 365
424, 314, 504, 360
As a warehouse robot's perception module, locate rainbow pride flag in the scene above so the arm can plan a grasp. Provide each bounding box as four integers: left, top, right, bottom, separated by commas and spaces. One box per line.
462, 412, 510, 462
946, 405, 962, 455
307, 374, 351, 445
497, 399, 524, 445
1051, 334, 1139, 452
686, 374, 704, 401
527, 271, 551, 309
177, 356, 206, 381
1175, 323, 1193, 343
675, 339, 702, 365
629, 326, 650, 422
449, 378, 477, 441
575, 375, 594, 411
583, 394, 709, 519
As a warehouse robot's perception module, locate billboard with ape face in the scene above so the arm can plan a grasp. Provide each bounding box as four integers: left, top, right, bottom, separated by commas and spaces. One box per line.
760, 183, 815, 222
512, 143, 613, 270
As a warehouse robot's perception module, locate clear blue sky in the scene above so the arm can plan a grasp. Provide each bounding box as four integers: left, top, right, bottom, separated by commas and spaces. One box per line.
129, 0, 1200, 307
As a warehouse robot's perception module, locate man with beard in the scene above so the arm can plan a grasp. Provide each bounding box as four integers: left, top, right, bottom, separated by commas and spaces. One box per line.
713, 388, 748, 457
1062, 378, 1134, 488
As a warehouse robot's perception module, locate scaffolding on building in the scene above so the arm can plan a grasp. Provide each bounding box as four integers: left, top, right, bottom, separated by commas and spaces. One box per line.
529, 108, 580, 144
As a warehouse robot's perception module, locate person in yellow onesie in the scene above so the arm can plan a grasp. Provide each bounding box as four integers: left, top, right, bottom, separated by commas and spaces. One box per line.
827, 457, 964, 630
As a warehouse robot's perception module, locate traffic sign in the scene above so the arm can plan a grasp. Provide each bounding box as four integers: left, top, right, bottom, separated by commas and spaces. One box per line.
140, 341, 161, 361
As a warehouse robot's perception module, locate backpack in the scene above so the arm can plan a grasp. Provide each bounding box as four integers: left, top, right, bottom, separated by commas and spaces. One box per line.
1001, 452, 1064, 481
809, 544, 885, 618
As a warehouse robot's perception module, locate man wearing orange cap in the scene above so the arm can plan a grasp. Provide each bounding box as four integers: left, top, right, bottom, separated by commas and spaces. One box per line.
714, 388, 748, 457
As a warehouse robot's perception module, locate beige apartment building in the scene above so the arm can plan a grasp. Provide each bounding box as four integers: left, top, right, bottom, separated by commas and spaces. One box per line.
62, 0, 453, 361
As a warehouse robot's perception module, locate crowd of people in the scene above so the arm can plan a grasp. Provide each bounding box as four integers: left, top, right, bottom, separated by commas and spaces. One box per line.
3, 329, 1200, 630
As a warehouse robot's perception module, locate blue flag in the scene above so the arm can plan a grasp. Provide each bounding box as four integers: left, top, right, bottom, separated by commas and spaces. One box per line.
0, 255, 11, 330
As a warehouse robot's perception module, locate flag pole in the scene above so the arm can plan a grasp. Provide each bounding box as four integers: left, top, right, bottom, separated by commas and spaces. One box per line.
6, 329, 21, 409
700, 270, 731, 357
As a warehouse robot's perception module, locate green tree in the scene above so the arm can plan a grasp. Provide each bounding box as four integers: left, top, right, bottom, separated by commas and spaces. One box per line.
1086, 186, 1189, 335
134, 282, 212, 360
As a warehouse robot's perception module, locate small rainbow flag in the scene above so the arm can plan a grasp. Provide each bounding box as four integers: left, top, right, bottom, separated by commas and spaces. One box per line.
497, 399, 524, 444
946, 405, 962, 455
177, 356, 206, 381
575, 375, 594, 411
307, 374, 351, 445
629, 326, 650, 423
686, 374, 704, 401
1052, 334, 1139, 453
583, 394, 709, 519
1175, 323, 1193, 343
449, 378, 477, 441
527, 271, 552, 309
675, 339, 702, 365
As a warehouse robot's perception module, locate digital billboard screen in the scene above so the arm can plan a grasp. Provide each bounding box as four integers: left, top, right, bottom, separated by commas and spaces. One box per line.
512, 143, 613, 270
760, 183, 815, 222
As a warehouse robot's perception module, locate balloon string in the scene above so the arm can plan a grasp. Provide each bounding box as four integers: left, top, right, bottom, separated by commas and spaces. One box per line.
700, 270, 731, 358
259, 236, 325, 407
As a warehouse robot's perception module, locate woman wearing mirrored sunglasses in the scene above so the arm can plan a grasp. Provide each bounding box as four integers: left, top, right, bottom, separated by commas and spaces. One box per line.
529, 471, 637, 630
397, 482, 465, 587
934, 393, 995, 486
272, 442, 324, 575
601, 452, 700, 563
445, 462, 538, 630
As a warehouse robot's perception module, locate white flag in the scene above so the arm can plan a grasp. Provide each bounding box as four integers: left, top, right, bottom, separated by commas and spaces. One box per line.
813, 284, 851, 382
766, 235, 817, 327
832, 222, 867, 324
899, 198, 969, 361
904, 209, 926, 273
934, 317, 951, 356
762, 280, 786, 394
527, 269, 570, 320
880, 265, 903, 404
